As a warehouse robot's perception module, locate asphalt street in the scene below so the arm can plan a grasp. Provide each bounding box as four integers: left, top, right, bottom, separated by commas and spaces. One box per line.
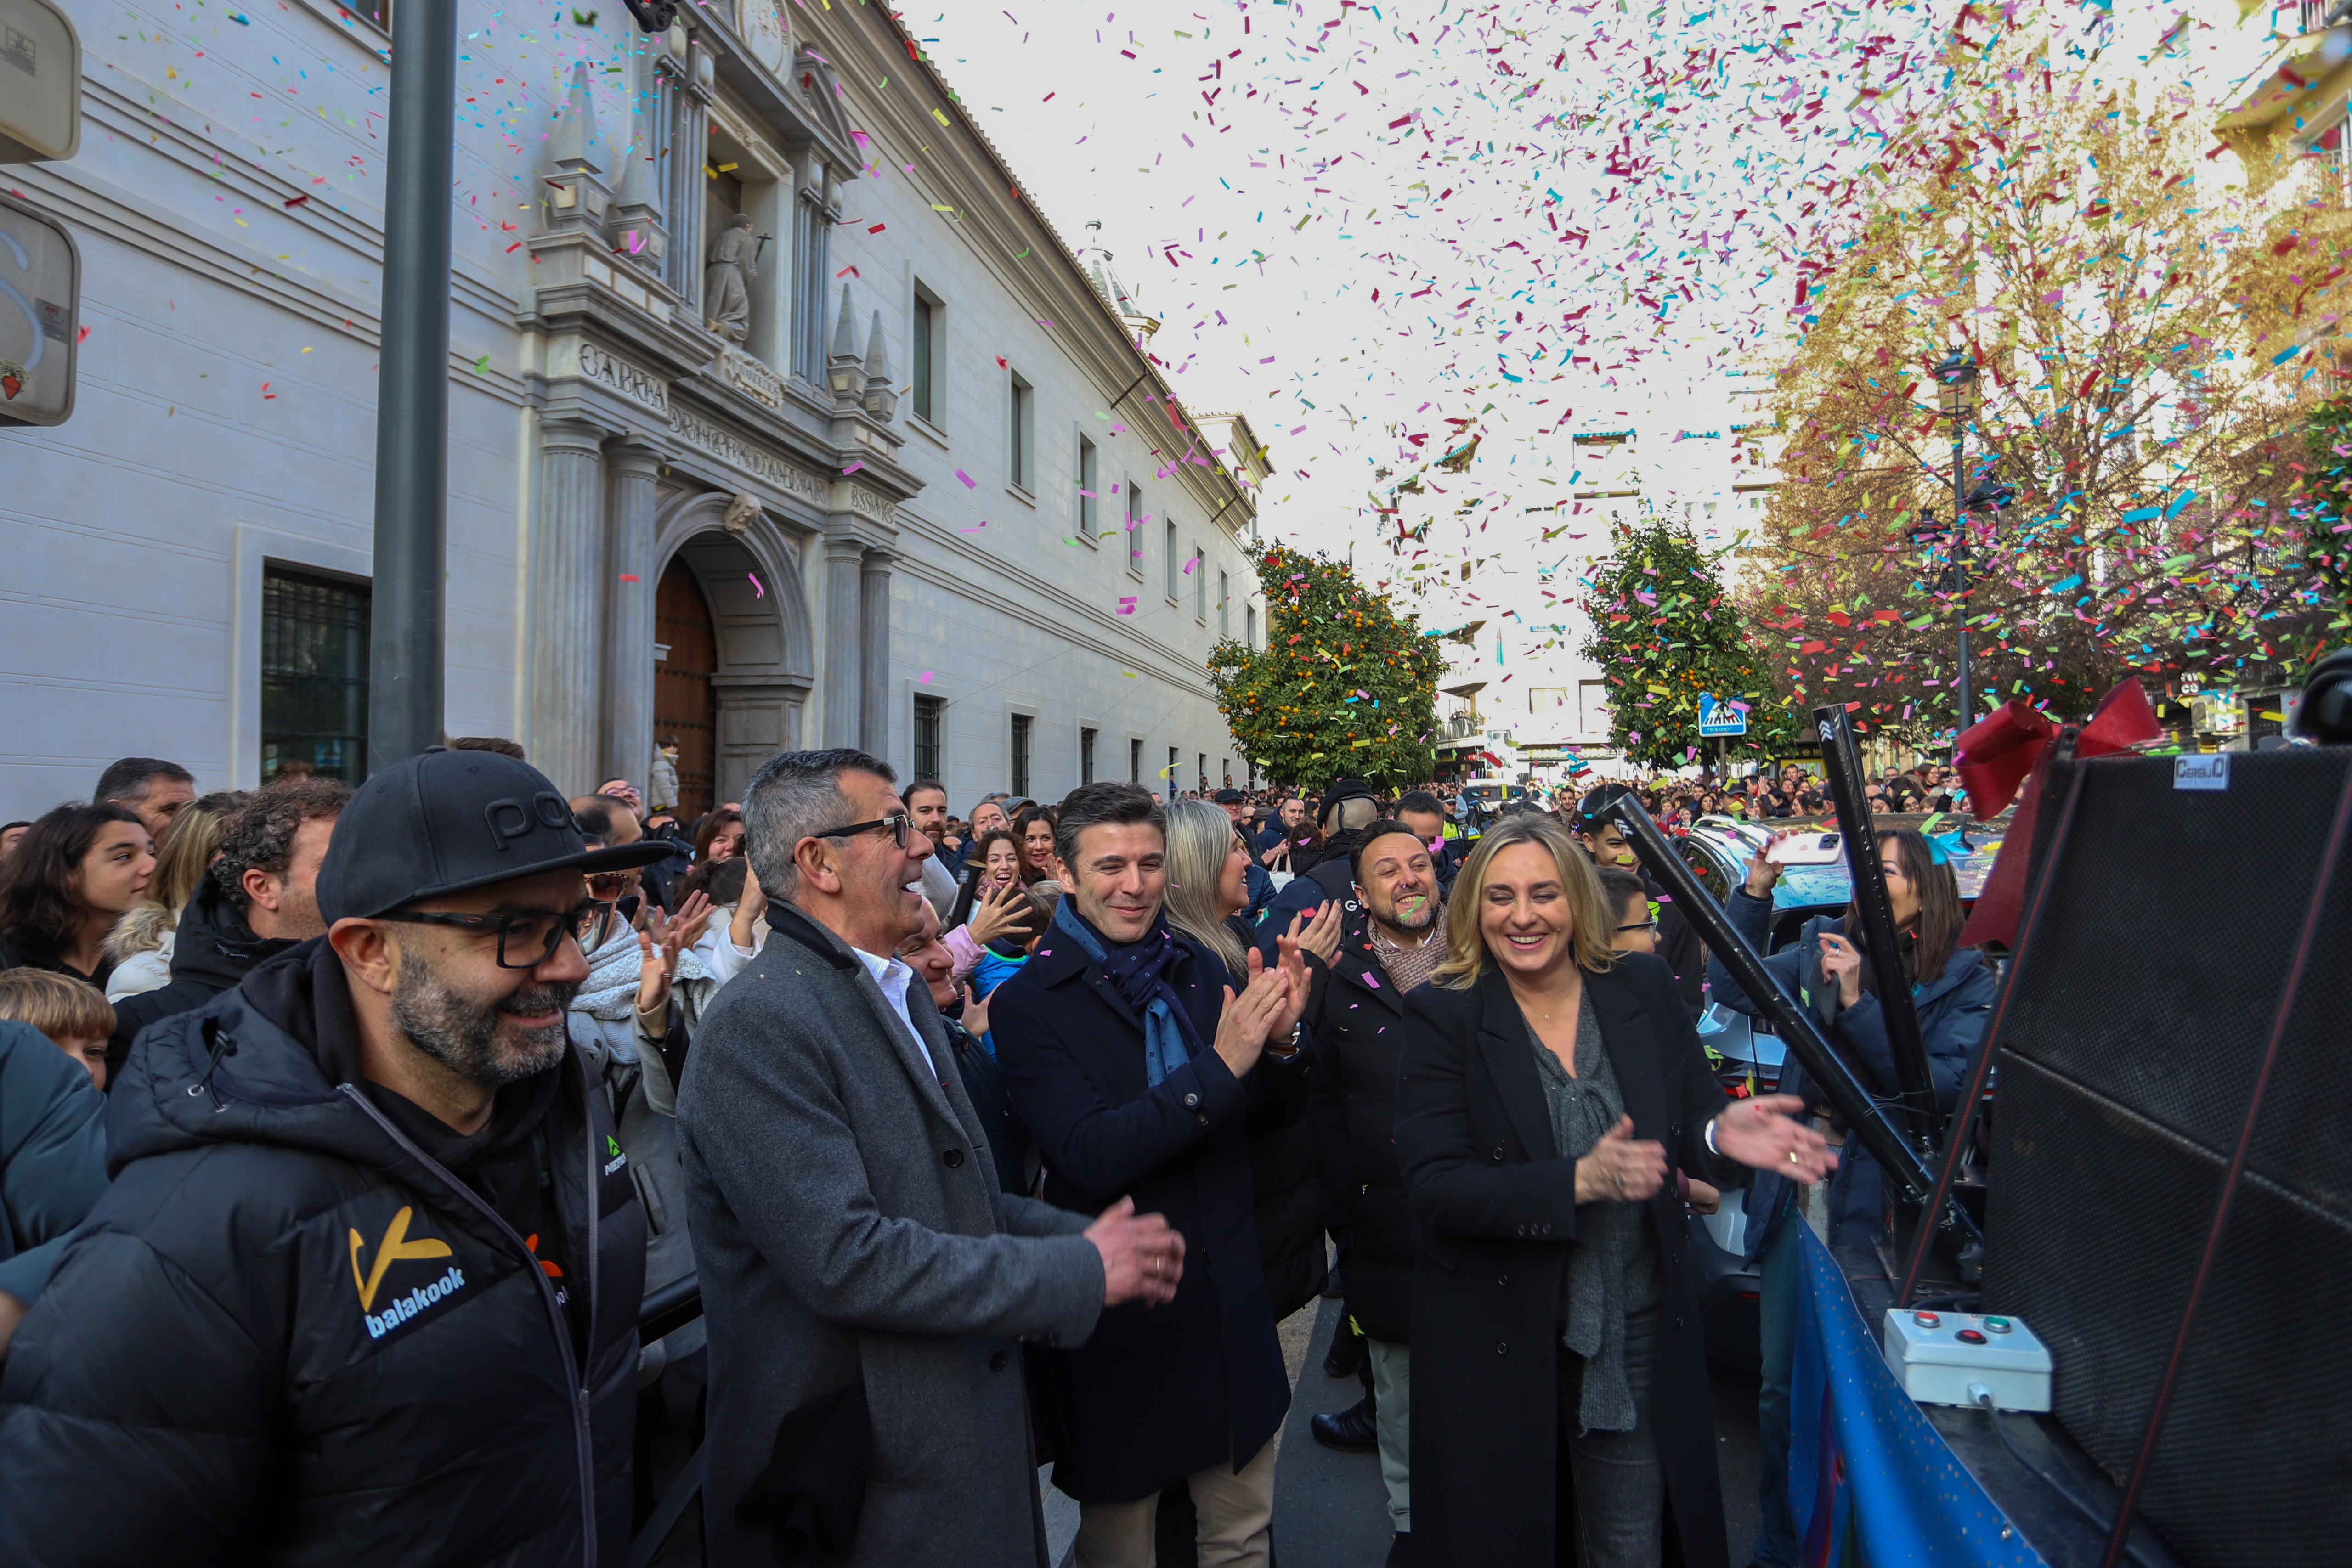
1049, 1296, 1767, 1568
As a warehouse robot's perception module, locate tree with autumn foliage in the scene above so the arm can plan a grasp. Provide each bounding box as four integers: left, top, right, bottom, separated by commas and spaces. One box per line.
1744, 18, 2349, 743
1578, 510, 1800, 769
1209, 544, 1444, 788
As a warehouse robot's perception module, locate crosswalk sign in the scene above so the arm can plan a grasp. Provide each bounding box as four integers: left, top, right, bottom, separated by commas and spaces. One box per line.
1697, 694, 1747, 737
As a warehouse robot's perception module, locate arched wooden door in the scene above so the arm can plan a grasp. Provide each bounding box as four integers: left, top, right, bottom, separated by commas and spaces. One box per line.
654, 557, 718, 823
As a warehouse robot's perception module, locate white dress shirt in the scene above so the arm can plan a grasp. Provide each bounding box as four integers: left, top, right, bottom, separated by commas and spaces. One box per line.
851, 945, 941, 1080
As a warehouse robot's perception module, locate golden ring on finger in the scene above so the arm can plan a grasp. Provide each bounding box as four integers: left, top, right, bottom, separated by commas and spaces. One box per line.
1788, 1149, 1802, 1165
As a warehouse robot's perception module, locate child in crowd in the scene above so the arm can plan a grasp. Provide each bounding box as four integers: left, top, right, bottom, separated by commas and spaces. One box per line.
0, 968, 115, 1090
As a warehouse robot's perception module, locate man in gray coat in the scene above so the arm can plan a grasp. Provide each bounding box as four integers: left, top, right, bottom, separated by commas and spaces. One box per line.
678, 748, 1187, 1568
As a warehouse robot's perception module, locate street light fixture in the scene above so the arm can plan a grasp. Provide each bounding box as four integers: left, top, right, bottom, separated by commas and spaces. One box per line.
1930, 350, 1981, 737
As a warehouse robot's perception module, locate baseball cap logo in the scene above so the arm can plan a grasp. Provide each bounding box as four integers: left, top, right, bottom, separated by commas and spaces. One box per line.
349, 1205, 455, 1311
483, 791, 576, 851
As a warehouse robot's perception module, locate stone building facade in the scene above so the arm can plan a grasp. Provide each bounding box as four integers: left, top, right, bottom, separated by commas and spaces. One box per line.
0, 0, 1267, 818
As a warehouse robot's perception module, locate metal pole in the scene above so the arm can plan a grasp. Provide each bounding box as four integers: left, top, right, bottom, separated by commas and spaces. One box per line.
1951, 406, 1972, 740
1813, 704, 1938, 1150
367, 0, 459, 775
1602, 795, 1939, 1205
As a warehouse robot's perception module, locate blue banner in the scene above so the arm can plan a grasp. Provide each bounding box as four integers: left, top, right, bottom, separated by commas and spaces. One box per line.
1788, 1226, 2045, 1568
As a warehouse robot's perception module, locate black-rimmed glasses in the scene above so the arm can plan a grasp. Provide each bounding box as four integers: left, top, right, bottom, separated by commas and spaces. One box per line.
812, 812, 912, 849
1616, 919, 1659, 935
378, 901, 603, 969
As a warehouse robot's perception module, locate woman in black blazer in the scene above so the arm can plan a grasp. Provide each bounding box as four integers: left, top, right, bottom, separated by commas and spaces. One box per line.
1394, 813, 1834, 1568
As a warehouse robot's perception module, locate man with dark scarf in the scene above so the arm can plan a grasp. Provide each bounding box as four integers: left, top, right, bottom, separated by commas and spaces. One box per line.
992, 782, 1317, 1568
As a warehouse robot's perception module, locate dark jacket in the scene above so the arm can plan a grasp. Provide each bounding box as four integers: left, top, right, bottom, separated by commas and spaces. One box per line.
945, 1013, 1035, 1200
991, 923, 1309, 1503
0, 1020, 111, 1304
0, 942, 647, 1567
1225, 914, 1326, 1325
108, 880, 304, 1085
1395, 957, 1736, 1568
1303, 905, 1423, 1342
1704, 891, 1996, 1253
1253, 834, 1364, 967
0, 932, 108, 991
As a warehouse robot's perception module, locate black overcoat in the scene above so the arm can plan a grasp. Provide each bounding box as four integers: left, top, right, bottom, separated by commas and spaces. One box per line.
1394, 954, 1734, 1568
1304, 906, 1416, 1342
991, 926, 1309, 1504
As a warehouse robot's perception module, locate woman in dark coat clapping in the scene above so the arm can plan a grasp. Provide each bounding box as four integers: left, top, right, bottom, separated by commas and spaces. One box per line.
1393, 813, 1835, 1568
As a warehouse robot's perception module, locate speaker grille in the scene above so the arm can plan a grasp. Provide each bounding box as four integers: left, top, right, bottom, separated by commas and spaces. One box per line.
1982, 748, 2352, 1568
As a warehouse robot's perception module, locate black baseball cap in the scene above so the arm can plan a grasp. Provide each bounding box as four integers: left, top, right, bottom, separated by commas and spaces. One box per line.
317, 746, 673, 923
1320, 776, 1379, 814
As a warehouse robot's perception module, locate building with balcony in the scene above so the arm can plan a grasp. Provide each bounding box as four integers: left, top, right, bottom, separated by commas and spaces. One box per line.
2, 0, 1266, 814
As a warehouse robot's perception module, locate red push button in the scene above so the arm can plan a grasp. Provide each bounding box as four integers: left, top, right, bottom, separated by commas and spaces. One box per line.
1956, 1328, 1987, 1345
1913, 1311, 1941, 1327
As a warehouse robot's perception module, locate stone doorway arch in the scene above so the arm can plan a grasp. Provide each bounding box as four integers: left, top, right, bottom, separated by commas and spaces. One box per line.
651, 490, 817, 805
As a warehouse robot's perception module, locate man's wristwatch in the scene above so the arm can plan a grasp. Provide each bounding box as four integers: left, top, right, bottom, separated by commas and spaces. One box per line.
1703, 1116, 1723, 1159
1266, 1021, 1304, 1059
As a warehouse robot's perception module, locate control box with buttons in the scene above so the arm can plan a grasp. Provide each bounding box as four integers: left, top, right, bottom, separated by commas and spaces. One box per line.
1881, 1309, 2052, 1412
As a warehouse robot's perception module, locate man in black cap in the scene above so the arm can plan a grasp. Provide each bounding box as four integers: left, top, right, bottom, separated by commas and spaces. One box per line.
1254, 775, 1383, 964
0, 746, 671, 1565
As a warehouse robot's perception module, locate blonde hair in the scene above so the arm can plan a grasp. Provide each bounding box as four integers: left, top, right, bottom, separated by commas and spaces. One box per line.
0, 965, 116, 1042
1432, 812, 1619, 988
1160, 799, 1249, 978
149, 790, 241, 915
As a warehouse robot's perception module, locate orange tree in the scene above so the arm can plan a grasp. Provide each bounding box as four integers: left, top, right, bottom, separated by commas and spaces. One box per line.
1578, 510, 1801, 767
1209, 543, 1443, 788
1744, 26, 2350, 742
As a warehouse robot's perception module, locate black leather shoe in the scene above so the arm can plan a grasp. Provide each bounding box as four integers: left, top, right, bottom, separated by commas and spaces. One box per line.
1323, 1318, 1366, 1379
1310, 1395, 1379, 1452
1385, 1533, 1414, 1568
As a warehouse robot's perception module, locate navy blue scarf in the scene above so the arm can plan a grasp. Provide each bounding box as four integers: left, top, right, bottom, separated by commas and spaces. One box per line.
1050, 899, 1204, 1086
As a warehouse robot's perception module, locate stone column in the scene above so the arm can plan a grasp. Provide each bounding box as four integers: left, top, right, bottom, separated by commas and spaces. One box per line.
599, 437, 661, 795
820, 529, 866, 747
859, 548, 893, 757
527, 419, 608, 790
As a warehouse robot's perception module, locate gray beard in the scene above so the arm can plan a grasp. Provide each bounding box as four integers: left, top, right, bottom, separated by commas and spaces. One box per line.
391, 961, 576, 1090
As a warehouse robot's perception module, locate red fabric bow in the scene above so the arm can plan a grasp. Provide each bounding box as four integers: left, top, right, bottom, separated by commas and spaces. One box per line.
1957, 679, 2161, 949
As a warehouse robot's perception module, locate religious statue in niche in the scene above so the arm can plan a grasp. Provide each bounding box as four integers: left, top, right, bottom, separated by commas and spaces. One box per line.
705, 213, 760, 344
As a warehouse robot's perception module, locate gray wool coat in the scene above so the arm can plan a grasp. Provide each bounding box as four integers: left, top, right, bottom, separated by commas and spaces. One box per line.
677, 901, 1106, 1568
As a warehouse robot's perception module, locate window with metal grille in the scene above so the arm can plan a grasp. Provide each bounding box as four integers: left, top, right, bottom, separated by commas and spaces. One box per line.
1008, 372, 1034, 490
1010, 713, 1032, 798
914, 694, 944, 781
261, 565, 371, 785
1165, 521, 1179, 600
1194, 549, 1206, 620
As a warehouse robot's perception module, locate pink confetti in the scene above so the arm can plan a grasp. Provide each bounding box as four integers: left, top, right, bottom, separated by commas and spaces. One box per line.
842, 460, 865, 474
748, 573, 764, 598
919, 671, 935, 683
956, 469, 977, 488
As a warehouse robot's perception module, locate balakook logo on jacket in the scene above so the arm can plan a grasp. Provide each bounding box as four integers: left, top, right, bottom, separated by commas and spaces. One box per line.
350, 1205, 466, 1340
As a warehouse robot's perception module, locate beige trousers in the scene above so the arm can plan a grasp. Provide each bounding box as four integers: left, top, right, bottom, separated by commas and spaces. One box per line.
1070, 1434, 1281, 1568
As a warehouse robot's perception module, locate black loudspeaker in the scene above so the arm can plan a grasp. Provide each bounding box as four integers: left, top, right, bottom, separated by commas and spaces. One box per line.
1980, 746, 2352, 1568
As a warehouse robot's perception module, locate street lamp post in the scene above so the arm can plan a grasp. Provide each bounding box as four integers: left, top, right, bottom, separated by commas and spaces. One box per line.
365, 0, 461, 775
1933, 351, 1979, 739
366, 0, 674, 775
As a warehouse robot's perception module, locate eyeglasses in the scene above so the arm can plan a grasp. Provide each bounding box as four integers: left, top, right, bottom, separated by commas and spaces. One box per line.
378, 901, 602, 969
810, 812, 912, 850
1616, 919, 1659, 935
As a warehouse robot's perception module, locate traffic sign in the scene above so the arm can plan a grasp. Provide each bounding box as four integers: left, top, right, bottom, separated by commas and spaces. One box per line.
0, 192, 79, 427
1697, 694, 1747, 736
0, 0, 82, 164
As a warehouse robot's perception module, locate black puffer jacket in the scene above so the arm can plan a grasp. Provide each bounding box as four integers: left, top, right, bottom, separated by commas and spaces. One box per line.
107, 880, 303, 1085
0, 942, 647, 1567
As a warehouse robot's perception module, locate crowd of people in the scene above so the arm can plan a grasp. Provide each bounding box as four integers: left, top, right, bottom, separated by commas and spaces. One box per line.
0, 742, 1992, 1568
